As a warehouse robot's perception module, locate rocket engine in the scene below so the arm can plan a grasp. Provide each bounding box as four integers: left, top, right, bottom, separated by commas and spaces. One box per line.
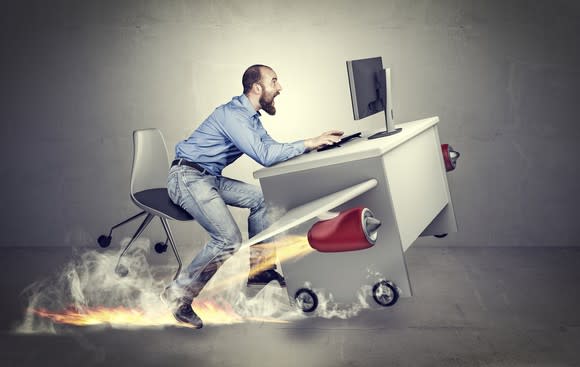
441, 144, 460, 172
307, 207, 381, 252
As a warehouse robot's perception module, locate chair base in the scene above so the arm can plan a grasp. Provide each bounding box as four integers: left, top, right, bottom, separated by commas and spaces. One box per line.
100, 212, 183, 280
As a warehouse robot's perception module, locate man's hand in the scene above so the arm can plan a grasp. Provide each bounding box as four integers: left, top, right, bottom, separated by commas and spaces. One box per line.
304, 130, 344, 151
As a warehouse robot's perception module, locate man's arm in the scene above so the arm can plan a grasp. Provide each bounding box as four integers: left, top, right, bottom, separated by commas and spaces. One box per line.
221, 114, 306, 166
303, 130, 344, 151
258, 124, 344, 153
221, 114, 344, 166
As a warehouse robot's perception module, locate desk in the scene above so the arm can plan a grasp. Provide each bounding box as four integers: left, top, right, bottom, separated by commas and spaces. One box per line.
253, 116, 458, 306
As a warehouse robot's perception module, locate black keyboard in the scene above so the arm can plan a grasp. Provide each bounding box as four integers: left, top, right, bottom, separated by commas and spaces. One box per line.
317, 132, 362, 152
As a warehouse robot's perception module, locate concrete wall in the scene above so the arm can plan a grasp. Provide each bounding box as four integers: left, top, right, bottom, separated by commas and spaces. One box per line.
1, 0, 579, 248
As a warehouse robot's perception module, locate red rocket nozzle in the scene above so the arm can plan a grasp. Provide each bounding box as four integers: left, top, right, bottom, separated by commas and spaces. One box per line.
442, 144, 460, 172
307, 207, 381, 253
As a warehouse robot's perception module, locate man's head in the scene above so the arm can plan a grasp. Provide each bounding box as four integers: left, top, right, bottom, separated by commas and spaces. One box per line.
242, 64, 282, 115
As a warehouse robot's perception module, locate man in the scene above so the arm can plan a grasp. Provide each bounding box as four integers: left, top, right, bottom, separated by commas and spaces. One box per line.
164, 64, 343, 328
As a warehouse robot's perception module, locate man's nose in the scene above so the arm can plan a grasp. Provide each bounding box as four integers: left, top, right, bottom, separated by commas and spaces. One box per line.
277, 83, 283, 92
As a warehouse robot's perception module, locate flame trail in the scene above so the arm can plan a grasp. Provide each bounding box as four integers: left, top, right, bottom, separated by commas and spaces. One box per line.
31, 299, 288, 328
205, 235, 314, 293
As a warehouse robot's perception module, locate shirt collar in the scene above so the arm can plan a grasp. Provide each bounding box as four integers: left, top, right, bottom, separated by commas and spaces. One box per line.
239, 94, 261, 118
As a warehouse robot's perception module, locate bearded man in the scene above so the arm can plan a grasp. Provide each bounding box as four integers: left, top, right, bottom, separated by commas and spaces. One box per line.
164, 64, 343, 328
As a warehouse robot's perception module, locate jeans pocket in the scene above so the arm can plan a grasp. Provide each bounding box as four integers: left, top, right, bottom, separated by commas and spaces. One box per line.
182, 169, 212, 190
167, 173, 180, 202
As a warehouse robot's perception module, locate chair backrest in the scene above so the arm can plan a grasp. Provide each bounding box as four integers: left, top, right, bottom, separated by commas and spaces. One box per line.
130, 128, 171, 196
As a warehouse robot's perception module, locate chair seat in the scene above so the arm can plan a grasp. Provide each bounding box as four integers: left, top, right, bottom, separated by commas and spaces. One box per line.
133, 188, 193, 221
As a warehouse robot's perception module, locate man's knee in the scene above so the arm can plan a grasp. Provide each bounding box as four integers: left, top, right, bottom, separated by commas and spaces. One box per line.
218, 227, 243, 254
251, 194, 267, 213
229, 229, 243, 253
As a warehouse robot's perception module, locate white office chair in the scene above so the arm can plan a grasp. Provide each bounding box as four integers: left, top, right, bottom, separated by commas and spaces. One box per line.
98, 128, 193, 280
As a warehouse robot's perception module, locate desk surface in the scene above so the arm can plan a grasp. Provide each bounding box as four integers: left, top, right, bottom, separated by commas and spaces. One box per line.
254, 116, 439, 179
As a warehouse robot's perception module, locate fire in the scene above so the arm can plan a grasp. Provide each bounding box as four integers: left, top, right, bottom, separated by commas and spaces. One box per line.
206, 235, 314, 292
33, 306, 170, 327
32, 299, 286, 328
246, 234, 314, 277
30, 235, 313, 329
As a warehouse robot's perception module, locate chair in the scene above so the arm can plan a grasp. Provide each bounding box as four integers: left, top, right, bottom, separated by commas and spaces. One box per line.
97, 128, 193, 280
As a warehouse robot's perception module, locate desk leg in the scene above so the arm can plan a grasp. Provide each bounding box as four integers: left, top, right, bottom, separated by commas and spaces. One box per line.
420, 202, 458, 237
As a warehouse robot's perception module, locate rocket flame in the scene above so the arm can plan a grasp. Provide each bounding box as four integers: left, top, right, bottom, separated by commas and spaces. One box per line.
31, 299, 287, 328
29, 235, 314, 329
33, 306, 169, 327
206, 235, 315, 293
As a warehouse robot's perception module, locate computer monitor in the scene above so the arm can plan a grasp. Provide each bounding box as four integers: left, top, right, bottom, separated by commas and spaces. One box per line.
346, 57, 402, 139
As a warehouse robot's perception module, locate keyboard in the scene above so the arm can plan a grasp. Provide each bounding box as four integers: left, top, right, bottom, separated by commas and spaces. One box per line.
317, 132, 362, 152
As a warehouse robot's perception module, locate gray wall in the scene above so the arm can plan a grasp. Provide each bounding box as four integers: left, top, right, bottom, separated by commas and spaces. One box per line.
1, 0, 579, 248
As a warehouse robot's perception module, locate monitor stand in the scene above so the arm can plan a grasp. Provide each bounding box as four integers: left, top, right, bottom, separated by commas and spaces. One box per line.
368, 126, 402, 139
367, 105, 402, 139
368, 68, 402, 140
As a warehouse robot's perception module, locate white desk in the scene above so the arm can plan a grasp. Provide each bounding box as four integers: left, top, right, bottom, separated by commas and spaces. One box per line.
253, 117, 458, 306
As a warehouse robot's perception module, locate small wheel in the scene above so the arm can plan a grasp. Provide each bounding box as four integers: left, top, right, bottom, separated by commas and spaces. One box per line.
98, 235, 112, 248
372, 280, 399, 307
294, 288, 318, 313
154, 242, 168, 254
115, 264, 129, 277
434, 233, 448, 238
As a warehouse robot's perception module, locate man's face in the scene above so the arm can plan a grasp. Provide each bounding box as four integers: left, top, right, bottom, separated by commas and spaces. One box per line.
258, 68, 282, 115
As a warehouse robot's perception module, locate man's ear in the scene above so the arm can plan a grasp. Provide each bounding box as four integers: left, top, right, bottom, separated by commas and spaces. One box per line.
253, 83, 262, 94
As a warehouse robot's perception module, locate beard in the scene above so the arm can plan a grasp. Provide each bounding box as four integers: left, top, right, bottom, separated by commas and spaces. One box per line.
259, 87, 279, 115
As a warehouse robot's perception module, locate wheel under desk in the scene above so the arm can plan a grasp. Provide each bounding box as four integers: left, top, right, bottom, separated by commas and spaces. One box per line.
253, 116, 458, 310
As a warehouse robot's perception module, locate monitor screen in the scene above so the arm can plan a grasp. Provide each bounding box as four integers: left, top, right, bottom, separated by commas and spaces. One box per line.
346, 57, 401, 139
347, 57, 384, 120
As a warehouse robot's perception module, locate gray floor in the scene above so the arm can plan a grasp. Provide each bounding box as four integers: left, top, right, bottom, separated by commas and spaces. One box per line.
1, 246, 579, 367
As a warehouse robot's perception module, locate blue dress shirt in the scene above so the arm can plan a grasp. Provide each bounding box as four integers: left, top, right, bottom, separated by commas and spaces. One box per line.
175, 94, 307, 176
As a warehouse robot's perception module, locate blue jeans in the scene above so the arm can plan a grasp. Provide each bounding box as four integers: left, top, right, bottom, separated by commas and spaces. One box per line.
167, 165, 272, 300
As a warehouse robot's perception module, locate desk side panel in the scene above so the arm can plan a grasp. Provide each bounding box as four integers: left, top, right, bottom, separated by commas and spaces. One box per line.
383, 126, 449, 251
420, 127, 459, 237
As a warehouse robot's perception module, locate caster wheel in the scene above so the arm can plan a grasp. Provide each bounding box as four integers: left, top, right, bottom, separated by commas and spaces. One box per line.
115, 264, 129, 277
372, 280, 399, 307
434, 233, 448, 238
294, 288, 318, 313
154, 242, 168, 254
98, 235, 112, 248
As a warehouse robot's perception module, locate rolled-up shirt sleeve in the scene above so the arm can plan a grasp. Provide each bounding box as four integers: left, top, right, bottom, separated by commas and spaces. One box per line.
220, 112, 306, 167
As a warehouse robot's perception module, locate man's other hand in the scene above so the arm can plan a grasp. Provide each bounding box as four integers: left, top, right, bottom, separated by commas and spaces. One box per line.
304, 130, 344, 151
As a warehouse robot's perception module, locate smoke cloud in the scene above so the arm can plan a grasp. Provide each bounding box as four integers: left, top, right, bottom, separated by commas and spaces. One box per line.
16, 232, 376, 333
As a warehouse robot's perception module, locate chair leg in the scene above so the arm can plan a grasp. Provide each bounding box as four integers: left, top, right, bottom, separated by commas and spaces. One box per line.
98, 211, 147, 248
109, 211, 147, 235
115, 213, 155, 275
159, 217, 183, 281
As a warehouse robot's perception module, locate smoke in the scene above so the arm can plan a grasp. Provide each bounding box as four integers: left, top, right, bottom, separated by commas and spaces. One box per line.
16, 231, 378, 333
16, 238, 170, 333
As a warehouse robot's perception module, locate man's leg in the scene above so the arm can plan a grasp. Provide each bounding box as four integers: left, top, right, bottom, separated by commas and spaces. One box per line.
166, 166, 243, 327
217, 176, 285, 287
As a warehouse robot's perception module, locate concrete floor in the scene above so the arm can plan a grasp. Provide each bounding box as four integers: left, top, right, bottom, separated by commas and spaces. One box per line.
1, 246, 579, 367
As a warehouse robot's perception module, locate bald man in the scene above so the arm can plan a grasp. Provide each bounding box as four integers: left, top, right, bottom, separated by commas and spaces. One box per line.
164, 64, 343, 328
